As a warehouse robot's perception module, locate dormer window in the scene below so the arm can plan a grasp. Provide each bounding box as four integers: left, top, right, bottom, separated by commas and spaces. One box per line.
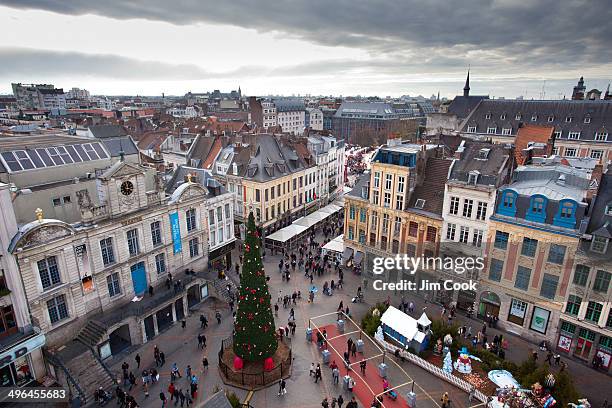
531, 115, 538, 122
500, 114, 506, 120
568, 132, 581, 140
485, 113, 491, 119
487, 127, 497, 134
526, 195, 547, 223
553, 199, 577, 228
502, 128, 512, 135
594, 132, 608, 142
565, 116, 573, 123
548, 115, 554, 122
584, 116, 591, 124
467, 126, 477, 133
468, 171, 479, 185
605, 204, 612, 216
498, 190, 518, 216
515, 113, 522, 120
477, 149, 490, 159
591, 236, 608, 254
415, 199, 426, 209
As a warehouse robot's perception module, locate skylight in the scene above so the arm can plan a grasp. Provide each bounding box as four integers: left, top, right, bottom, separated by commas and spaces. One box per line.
0, 142, 109, 173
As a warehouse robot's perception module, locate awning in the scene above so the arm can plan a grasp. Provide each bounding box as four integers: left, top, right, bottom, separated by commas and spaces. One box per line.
266, 224, 308, 243
354, 251, 364, 265
322, 234, 344, 254
343, 247, 354, 262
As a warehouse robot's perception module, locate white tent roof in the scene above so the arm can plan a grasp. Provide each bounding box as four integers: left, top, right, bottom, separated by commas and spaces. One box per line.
380, 306, 418, 342
322, 234, 344, 253
266, 224, 308, 243
417, 312, 432, 327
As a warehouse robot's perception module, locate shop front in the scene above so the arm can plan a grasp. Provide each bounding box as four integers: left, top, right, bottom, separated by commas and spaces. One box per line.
594, 335, 612, 372
209, 241, 235, 273
478, 291, 501, 318
0, 329, 45, 387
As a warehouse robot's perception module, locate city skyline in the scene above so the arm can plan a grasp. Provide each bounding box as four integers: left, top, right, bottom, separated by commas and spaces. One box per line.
0, 1, 611, 98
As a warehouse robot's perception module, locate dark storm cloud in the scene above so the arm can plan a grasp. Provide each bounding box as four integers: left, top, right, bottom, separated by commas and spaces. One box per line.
2, 0, 612, 68
0, 47, 216, 79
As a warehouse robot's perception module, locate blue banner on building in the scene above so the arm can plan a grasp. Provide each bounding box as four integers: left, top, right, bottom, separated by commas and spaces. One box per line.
170, 211, 182, 254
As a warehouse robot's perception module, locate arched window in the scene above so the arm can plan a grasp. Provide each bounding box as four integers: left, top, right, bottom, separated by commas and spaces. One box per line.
553, 199, 578, 228
526, 195, 547, 222
497, 190, 518, 216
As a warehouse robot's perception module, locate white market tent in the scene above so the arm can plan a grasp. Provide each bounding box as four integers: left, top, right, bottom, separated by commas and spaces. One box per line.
266, 224, 308, 243
379, 306, 431, 351
322, 234, 344, 254
380, 306, 419, 341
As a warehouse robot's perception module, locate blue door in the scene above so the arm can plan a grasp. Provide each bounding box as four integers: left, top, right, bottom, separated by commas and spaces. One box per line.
130, 262, 147, 295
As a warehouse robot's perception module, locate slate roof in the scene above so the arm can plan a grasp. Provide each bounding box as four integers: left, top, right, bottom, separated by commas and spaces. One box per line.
88, 124, 128, 138
187, 135, 217, 168
587, 172, 612, 236
334, 102, 398, 119
407, 157, 452, 216
165, 165, 225, 195
447, 95, 489, 119
347, 172, 370, 199
100, 136, 139, 157
228, 134, 310, 182
273, 98, 306, 112
449, 141, 509, 187
461, 99, 612, 141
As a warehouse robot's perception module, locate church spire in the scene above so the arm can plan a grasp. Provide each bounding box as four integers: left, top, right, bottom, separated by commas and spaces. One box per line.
463, 69, 470, 97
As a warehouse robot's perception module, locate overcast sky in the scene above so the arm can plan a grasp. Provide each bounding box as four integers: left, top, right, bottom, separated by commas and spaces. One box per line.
0, 1, 611, 99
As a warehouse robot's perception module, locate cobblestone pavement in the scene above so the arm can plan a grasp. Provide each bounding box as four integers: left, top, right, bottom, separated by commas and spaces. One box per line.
106, 234, 611, 407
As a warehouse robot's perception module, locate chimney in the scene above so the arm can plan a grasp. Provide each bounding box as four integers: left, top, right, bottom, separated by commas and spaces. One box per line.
588, 163, 604, 199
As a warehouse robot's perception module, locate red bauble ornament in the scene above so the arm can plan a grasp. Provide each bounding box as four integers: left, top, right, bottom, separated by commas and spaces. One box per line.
247, 313, 254, 320
250, 289, 256, 294
263, 357, 274, 371
234, 356, 244, 370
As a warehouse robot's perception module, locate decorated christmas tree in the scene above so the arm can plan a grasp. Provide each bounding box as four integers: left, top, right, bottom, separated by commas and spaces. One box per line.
233, 212, 278, 362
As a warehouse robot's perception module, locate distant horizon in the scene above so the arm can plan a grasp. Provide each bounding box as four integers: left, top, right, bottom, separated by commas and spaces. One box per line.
2, 76, 609, 101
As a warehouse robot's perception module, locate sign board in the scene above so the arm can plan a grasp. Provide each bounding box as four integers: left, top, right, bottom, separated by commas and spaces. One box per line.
557, 334, 572, 352
530, 307, 551, 334
170, 212, 182, 254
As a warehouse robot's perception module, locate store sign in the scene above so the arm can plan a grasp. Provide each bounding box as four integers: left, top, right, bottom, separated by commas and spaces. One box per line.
0, 332, 45, 368
169, 212, 182, 254
557, 335, 572, 352
530, 307, 551, 334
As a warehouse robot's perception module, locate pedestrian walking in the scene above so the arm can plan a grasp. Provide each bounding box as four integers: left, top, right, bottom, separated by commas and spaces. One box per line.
128, 372, 136, 390
160, 392, 168, 408
310, 362, 315, 377
160, 351, 166, 366
202, 356, 209, 370
441, 392, 450, 408
215, 311, 222, 324
347, 377, 355, 393
200, 314, 207, 328
360, 359, 367, 375
332, 366, 339, 384
351, 342, 357, 357
168, 383, 176, 402
135, 354, 141, 368
181, 319, 186, 329
337, 395, 344, 408
315, 364, 322, 383
278, 378, 287, 395
322, 398, 329, 408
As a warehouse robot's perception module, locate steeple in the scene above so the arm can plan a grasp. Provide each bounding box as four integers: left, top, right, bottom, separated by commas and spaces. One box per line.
463, 70, 470, 97
572, 76, 586, 100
